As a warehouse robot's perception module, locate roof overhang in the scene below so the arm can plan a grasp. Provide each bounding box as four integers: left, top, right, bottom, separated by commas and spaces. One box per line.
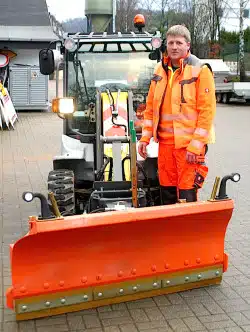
0, 26, 58, 42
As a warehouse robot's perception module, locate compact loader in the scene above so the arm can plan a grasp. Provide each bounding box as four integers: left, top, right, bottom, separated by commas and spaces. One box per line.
6, 16, 241, 321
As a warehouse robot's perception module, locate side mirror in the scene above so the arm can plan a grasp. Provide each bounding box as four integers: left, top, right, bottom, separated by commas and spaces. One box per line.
39, 49, 55, 75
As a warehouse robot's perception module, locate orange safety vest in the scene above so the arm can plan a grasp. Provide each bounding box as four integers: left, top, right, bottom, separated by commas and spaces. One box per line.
140, 52, 216, 155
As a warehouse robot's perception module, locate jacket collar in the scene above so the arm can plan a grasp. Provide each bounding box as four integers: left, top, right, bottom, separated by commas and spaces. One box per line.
162, 51, 192, 74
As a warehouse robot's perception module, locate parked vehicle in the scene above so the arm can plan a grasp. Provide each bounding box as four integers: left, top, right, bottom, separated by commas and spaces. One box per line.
200, 59, 250, 103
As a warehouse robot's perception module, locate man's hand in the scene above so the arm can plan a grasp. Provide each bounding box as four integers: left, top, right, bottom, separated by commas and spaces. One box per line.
138, 142, 148, 159
186, 150, 197, 163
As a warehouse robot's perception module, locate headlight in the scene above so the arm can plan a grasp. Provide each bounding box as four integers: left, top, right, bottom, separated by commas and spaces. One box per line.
52, 97, 76, 114
151, 36, 162, 49
64, 37, 77, 52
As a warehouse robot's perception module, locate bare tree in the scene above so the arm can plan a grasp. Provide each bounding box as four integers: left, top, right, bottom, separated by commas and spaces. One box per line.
157, 0, 170, 32
138, 0, 230, 57
175, 0, 225, 57
239, 0, 247, 81
62, 17, 87, 33
177, 0, 211, 56
137, 0, 157, 31
138, 0, 169, 32
116, 0, 140, 31
207, 0, 224, 44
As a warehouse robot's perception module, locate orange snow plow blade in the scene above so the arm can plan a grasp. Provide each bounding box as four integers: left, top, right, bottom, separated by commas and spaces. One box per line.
6, 200, 234, 321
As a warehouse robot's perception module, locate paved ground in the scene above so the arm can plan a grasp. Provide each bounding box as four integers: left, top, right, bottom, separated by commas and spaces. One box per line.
1, 103, 250, 332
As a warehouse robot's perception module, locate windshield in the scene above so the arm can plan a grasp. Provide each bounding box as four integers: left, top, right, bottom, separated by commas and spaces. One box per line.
67, 46, 157, 134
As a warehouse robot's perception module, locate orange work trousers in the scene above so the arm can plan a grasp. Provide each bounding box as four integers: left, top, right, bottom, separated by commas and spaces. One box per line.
158, 144, 208, 190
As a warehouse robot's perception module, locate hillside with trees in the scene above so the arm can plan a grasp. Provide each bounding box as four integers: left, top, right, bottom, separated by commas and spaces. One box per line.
61, 17, 87, 33
115, 0, 250, 72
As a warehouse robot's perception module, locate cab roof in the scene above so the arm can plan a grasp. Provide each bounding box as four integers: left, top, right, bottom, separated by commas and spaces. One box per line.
65, 31, 156, 53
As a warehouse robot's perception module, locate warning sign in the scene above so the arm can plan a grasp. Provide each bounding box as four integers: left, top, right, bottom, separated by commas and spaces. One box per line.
31, 71, 39, 79
0, 83, 18, 129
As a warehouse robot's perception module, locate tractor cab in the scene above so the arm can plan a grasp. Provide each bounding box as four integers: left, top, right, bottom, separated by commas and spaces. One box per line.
38, 25, 163, 214
59, 30, 159, 139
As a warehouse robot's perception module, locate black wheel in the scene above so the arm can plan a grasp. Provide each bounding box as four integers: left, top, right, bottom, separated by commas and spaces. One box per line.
216, 93, 222, 103
222, 93, 230, 104
47, 169, 75, 215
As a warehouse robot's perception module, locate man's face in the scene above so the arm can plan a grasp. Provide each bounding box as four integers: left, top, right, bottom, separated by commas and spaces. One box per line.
166, 35, 190, 62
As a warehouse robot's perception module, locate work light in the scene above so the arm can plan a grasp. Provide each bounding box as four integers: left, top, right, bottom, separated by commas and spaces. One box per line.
64, 37, 77, 52
52, 97, 76, 114
151, 37, 162, 49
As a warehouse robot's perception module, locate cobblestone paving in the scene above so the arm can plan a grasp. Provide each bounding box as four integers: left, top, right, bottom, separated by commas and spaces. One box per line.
1, 103, 250, 331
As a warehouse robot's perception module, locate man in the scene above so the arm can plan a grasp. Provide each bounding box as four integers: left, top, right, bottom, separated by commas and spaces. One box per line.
138, 25, 216, 204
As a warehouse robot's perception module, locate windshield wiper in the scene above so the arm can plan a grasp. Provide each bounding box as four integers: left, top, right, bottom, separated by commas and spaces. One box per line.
78, 60, 90, 104
73, 60, 84, 107
73, 58, 90, 106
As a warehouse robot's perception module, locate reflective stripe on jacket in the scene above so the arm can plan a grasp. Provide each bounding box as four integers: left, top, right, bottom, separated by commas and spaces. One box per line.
140, 53, 216, 155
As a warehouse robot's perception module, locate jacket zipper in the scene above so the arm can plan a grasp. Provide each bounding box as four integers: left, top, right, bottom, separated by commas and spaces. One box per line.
159, 67, 173, 110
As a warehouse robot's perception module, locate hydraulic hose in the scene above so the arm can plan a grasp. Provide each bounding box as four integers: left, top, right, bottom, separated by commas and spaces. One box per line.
95, 155, 113, 181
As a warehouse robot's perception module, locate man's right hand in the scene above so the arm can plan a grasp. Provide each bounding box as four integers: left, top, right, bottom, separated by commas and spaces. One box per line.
138, 142, 148, 159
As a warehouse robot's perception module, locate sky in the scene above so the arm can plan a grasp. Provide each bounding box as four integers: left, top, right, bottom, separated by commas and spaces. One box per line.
46, 0, 85, 22
46, 0, 250, 31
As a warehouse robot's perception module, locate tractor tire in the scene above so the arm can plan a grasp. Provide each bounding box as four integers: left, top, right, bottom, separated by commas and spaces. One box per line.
47, 169, 75, 215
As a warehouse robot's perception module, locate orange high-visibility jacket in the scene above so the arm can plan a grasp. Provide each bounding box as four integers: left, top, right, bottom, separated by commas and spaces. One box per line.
140, 53, 216, 155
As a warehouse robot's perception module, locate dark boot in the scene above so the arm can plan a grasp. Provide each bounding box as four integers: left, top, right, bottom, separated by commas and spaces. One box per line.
160, 186, 178, 205
179, 189, 197, 202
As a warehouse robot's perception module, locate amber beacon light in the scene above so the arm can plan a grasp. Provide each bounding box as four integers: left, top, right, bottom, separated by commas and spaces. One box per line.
134, 14, 145, 32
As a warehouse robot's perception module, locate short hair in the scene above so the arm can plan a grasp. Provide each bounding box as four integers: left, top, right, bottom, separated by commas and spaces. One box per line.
166, 25, 191, 43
